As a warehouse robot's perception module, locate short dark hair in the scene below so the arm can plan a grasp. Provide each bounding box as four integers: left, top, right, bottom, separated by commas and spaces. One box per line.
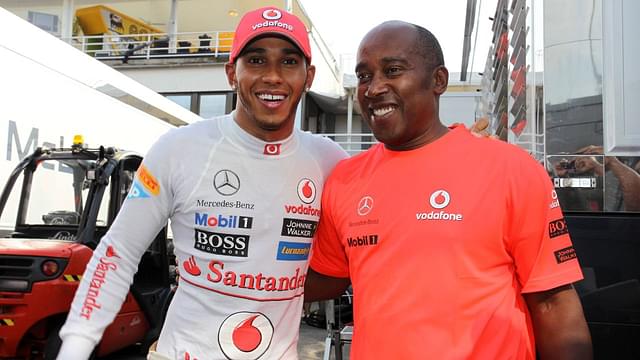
411, 24, 444, 73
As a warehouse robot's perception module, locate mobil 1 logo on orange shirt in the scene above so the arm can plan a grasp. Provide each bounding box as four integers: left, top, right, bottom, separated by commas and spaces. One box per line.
549, 218, 569, 238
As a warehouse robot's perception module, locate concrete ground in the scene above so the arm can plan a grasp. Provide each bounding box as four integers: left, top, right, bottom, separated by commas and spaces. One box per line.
298, 322, 351, 360
298, 322, 328, 359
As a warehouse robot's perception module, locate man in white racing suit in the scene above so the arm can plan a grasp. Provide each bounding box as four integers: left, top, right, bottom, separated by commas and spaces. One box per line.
57, 7, 348, 360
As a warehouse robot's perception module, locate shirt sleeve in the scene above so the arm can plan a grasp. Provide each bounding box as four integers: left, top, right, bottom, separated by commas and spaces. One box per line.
310, 172, 350, 278
58, 129, 176, 358
506, 154, 583, 293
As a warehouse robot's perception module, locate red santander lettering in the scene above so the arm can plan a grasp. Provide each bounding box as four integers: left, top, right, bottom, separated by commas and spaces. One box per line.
206, 260, 305, 292
80, 257, 118, 320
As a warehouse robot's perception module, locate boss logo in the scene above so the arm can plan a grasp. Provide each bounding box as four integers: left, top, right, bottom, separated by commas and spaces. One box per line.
549, 218, 569, 238
194, 228, 249, 257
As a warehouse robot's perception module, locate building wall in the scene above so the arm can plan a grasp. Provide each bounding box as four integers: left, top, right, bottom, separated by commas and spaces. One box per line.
439, 92, 481, 127
118, 63, 230, 93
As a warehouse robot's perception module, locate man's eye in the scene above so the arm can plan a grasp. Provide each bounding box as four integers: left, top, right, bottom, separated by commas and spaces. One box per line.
356, 73, 371, 81
283, 58, 298, 65
386, 67, 402, 75
248, 57, 265, 64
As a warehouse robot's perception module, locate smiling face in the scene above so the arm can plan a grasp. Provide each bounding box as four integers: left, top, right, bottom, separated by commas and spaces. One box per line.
356, 22, 449, 151
225, 36, 315, 142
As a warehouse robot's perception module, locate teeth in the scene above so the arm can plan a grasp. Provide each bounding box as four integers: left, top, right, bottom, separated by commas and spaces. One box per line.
257, 93, 285, 101
372, 106, 395, 117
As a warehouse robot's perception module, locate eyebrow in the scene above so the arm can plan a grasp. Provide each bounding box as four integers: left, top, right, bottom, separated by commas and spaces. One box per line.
355, 56, 410, 73
380, 56, 410, 65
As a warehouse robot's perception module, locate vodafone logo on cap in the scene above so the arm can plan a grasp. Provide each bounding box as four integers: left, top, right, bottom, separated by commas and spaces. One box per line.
218, 312, 273, 359
262, 9, 282, 20
429, 190, 450, 209
297, 178, 316, 204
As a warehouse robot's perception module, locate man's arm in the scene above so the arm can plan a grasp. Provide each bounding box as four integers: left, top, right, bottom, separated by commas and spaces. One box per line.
304, 268, 350, 302
607, 158, 640, 211
523, 284, 592, 360
57, 133, 176, 360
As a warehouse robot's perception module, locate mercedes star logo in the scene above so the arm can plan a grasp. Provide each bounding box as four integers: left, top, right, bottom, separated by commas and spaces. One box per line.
357, 196, 374, 216
213, 169, 240, 196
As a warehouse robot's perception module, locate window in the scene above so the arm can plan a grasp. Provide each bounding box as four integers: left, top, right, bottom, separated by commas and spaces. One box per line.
199, 94, 227, 118
28, 11, 59, 34
166, 94, 192, 111
163, 92, 232, 117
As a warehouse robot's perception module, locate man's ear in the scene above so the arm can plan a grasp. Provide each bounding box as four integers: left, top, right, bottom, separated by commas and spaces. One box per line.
225, 62, 237, 90
304, 64, 316, 92
433, 65, 448, 95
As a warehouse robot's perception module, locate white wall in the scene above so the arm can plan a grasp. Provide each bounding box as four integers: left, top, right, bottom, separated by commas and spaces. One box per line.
118, 64, 230, 93
439, 92, 481, 127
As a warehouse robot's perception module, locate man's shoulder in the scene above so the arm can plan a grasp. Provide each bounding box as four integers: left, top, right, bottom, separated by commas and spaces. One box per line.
163, 115, 226, 141
298, 130, 349, 165
329, 144, 381, 175
456, 129, 535, 161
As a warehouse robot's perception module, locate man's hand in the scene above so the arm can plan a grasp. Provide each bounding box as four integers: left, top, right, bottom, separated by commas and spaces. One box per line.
573, 156, 602, 176
468, 117, 497, 139
575, 145, 617, 169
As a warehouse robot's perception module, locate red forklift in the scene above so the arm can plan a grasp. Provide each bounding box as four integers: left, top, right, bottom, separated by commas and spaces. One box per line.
0, 137, 174, 359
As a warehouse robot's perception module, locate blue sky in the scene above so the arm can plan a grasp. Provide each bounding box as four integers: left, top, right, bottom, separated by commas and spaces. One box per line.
299, 0, 496, 77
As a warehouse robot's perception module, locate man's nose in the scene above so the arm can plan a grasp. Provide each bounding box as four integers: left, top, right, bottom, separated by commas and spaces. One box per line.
365, 74, 389, 97
262, 64, 284, 84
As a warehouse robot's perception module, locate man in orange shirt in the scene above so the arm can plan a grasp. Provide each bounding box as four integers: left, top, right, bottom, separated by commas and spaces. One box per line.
305, 21, 592, 359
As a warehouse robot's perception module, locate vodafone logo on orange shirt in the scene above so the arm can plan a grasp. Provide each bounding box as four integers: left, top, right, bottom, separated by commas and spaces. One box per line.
429, 190, 450, 209
416, 189, 463, 221
550, 189, 560, 209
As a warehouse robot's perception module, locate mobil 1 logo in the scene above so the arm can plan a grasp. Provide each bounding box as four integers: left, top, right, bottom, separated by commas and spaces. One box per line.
194, 228, 249, 257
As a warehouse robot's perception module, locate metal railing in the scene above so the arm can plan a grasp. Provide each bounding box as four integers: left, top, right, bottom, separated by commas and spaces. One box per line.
318, 133, 378, 155
63, 31, 234, 60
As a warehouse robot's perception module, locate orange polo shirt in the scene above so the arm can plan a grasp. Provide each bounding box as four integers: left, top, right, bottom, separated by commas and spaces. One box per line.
310, 126, 583, 359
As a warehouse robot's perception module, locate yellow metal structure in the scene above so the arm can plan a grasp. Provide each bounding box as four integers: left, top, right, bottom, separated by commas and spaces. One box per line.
75, 5, 162, 38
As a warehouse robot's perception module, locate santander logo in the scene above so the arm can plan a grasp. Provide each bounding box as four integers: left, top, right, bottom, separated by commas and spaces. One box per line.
106, 245, 120, 258
183, 256, 201, 276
